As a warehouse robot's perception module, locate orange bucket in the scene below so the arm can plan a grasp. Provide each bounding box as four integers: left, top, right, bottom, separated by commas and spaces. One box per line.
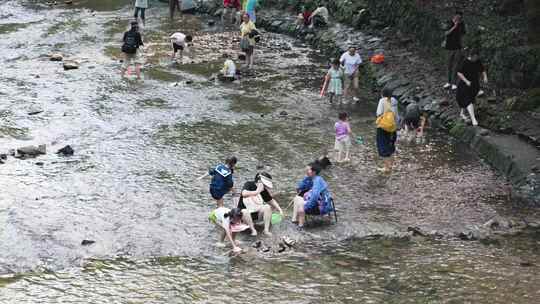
371, 54, 385, 64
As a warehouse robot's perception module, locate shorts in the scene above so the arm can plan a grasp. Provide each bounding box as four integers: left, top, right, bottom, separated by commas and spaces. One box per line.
210, 188, 226, 200
344, 73, 359, 89
173, 43, 184, 53
334, 135, 352, 152
243, 45, 254, 56
123, 52, 141, 68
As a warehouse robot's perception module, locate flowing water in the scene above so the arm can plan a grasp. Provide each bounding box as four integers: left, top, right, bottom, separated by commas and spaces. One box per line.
1, 1, 539, 302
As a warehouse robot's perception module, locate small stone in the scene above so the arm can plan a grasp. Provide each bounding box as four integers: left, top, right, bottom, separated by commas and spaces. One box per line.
35, 162, 44, 166
279, 111, 288, 116
407, 226, 426, 237
479, 129, 489, 136
81, 240, 95, 246
0, 154, 7, 160
50, 53, 63, 61
56, 145, 74, 156
28, 110, 44, 116
65, 0, 73, 4
63, 60, 79, 70
335, 261, 350, 267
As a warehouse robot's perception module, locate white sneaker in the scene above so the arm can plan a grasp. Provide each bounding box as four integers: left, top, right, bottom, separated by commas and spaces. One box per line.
477, 90, 485, 97
451, 85, 457, 90
460, 113, 468, 120
472, 119, 478, 126
352, 97, 359, 102
443, 83, 451, 89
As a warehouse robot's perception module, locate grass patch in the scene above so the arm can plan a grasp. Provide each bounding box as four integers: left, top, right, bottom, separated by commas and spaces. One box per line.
0, 23, 30, 35
175, 61, 221, 78
137, 98, 169, 108
43, 18, 85, 37
154, 120, 325, 165
104, 45, 123, 60
228, 95, 275, 114
0, 126, 30, 140
145, 68, 180, 82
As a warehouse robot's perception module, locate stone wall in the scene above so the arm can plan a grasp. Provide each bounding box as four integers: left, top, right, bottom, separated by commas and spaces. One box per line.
255, 0, 540, 90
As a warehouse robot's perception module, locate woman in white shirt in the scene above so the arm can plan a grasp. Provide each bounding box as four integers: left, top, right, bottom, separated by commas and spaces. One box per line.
340, 47, 363, 101
375, 87, 399, 173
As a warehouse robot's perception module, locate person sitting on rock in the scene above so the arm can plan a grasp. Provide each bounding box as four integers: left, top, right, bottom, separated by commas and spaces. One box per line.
292, 162, 334, 229
295, 6, 312, 29
308, 4, 329, 28
254, 172, 283, 216
237, 179, 273, 236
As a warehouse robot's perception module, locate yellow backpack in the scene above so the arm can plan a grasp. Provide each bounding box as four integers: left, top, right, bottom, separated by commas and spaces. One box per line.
376, 98, 397, 132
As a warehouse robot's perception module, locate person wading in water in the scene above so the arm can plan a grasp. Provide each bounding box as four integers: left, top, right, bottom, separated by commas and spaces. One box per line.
169, 0, 181, 20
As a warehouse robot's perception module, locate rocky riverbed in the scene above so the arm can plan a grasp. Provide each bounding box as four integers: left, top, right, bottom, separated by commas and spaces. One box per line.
1, 1, 540, 303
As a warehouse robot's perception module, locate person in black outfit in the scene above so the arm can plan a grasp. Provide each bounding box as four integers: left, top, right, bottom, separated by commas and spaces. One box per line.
121, 21, 144, 79
456, 48, 488, 126
443, 11, 466, 90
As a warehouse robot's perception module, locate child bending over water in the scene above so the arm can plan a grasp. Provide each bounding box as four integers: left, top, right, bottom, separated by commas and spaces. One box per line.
208, 207, 249, 253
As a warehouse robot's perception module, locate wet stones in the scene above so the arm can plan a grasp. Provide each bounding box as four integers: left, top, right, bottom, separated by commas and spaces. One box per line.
56, 145, 74, 156
63, 60, 79, 70
16, 144, 46, 158
81, 240, 95, 246
49, 53, 63, 61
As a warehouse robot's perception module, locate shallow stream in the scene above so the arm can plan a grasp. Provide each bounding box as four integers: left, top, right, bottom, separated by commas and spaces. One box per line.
0, 1, 539, 302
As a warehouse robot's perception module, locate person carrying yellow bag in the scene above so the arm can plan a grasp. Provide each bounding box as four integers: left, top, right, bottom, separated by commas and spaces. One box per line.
375, 87, 399, 173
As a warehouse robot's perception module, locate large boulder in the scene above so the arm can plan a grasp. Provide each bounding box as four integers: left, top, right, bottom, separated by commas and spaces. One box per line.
16, 144, 46, 158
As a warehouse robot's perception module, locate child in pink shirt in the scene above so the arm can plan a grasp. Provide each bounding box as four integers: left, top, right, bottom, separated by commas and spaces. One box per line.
334, 112, 352, 162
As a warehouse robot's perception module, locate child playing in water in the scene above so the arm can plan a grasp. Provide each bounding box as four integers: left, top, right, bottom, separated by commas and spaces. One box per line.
325, 58, 343, 103
208, 207, 249, 253
334, 112, 352, 163
403, 97, 427, 143
198, 156, 237, 207
170, 32, 193, 62
219, 53, 236, 82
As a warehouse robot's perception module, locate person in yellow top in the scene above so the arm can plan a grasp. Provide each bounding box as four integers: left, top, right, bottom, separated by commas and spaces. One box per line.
239, 13, 257, 68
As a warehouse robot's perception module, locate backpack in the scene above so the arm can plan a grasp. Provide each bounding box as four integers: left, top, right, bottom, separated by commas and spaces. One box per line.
376, 98, 397, 132
122, 31, 138, 54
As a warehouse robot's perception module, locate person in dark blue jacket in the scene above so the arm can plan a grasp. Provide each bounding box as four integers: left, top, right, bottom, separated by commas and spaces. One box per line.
292, 162, 333, 228
206, 156, 237, 207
